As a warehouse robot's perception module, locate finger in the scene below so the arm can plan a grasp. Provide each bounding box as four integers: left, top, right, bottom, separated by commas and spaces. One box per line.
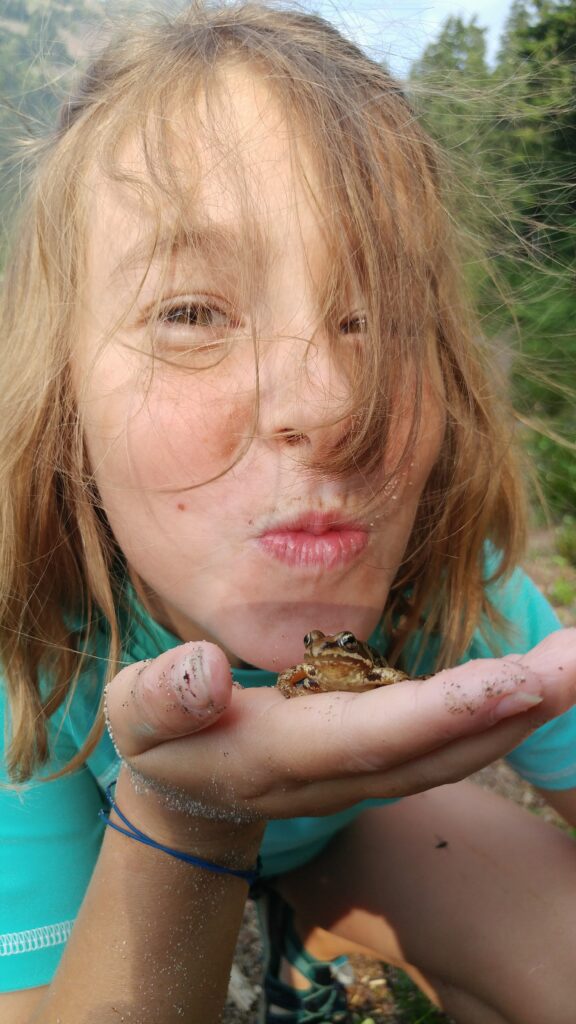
503, 628, 576, 719
370, 704, 556, 799
280, 703, 551, 816
105, 643, 234, 758
225, 663, 541, 788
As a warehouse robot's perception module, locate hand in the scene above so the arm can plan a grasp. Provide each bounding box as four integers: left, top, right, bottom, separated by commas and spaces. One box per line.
105, 629, 576, 833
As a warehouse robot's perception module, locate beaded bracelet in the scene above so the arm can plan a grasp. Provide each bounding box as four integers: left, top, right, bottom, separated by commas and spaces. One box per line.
99, 782, 261, 885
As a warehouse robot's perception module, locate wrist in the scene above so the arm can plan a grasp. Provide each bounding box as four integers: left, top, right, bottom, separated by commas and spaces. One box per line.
113, 764, 265, 869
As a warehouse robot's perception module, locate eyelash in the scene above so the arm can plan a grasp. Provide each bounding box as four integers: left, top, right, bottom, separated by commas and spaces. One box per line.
157, 299, 236, 332
340, 314, 367, 335
145, 299, 367, 344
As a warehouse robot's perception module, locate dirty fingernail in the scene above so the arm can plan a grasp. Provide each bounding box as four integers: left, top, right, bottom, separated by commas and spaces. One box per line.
168, 646, 213, 707
141, 645, 212, 709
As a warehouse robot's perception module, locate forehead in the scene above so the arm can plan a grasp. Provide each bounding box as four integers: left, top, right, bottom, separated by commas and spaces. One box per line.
87, 64, 329, 278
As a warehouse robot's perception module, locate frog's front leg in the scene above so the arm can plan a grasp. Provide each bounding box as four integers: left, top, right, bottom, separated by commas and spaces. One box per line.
276, 664, 319, 699
370, 666, 409, 686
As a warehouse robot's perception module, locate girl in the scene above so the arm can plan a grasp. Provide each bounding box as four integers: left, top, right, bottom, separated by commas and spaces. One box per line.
1, 4, 575, 1023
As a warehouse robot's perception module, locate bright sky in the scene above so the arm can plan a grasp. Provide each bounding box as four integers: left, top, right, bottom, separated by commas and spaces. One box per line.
301, 1, 514, 75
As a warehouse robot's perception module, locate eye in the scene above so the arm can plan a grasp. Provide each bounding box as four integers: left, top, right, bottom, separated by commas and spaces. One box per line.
159, 300, 231, 330
141, 295, 242, 368
339, 313, 367, 336
303, 630, 324, 648
338, 632, 359, 651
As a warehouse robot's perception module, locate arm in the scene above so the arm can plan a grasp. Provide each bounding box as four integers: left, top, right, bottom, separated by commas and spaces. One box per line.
1, 988, 47, 1024
29, 766, 263, 1024
23, 644, 263, 1024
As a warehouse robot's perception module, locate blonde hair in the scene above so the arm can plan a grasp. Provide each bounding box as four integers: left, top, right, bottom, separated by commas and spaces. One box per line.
0, 1, 526, 783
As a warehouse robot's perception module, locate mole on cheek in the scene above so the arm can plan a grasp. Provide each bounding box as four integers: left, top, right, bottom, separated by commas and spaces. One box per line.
176, 502, 187, 512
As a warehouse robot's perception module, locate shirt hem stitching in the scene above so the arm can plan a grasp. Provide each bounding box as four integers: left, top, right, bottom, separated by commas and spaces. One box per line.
0, 920, 74, 956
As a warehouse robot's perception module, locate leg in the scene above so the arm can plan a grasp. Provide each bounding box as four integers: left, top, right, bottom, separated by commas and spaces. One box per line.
277, 781, 576, 1024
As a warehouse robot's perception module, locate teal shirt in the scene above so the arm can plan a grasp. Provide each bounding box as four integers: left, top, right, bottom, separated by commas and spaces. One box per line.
1, 569, 574, 991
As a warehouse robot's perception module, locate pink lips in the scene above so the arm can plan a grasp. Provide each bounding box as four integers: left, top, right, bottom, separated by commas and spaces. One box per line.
256, 513, 369, 570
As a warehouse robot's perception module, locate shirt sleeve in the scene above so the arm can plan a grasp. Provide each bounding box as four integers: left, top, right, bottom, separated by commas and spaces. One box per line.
472, 568, 576, 790
0, 691, 106, 993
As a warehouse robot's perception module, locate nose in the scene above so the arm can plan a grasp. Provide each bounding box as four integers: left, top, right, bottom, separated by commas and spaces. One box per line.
255, 327, 355, 457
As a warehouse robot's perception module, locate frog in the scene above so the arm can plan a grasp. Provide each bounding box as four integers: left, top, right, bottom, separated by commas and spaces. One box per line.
276, 629, 408, 699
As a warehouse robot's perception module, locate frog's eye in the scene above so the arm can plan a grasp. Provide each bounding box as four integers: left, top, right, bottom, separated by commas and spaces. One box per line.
339, 632, 359, 651
303, 633, 313, 647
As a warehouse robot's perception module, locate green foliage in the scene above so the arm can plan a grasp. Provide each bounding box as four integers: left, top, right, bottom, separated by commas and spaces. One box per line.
411, 15, 489, 79
410, 0, 576, 518
556, 516, 576, 566
0, 0, 96, 255
525, 415, 576, 517
549, 576, 576, 606
493, 0, 576, 257
409, 17, 492, 166
386, 967, 450, 1021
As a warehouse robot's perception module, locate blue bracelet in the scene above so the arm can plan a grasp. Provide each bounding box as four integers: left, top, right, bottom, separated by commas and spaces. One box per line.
99, 782, 261, 886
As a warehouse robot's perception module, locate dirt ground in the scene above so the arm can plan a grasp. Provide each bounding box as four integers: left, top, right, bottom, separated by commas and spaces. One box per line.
223, 528, 576, 1023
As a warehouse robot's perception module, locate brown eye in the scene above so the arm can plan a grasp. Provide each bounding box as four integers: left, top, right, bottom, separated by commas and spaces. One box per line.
161, 302, 229, 327
338, 632, 358, 651
339, 314, 367, 335
145, 296, 242, 369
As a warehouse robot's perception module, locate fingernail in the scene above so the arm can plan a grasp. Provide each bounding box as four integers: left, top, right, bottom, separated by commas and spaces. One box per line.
169, 646, 213, 708
141, 645, 213, 710
493, 691, 544, 721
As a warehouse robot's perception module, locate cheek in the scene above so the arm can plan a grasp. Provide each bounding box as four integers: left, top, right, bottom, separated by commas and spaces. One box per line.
385, 391, 445, 500
81, 368, 255, 492
415, 398, 446, 484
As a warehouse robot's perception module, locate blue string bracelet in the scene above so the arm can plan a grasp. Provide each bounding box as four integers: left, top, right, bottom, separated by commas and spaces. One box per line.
99, 781, 261, 886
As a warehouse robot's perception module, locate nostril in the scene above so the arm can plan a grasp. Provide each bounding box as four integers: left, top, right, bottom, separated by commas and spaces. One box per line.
276, 428, 310, 447
286, 432, 308, 446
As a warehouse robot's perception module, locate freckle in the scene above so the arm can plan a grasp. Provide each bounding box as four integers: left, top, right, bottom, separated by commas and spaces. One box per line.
177, 502, 187, 511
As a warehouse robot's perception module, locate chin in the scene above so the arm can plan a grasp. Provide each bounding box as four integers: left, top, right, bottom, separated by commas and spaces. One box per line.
217, 599, 385, 673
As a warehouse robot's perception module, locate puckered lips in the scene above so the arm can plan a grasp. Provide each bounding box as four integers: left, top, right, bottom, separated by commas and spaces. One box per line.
255, 510, 369, 570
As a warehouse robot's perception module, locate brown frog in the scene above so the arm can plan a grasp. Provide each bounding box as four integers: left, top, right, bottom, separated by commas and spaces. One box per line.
276, 629, 408, 699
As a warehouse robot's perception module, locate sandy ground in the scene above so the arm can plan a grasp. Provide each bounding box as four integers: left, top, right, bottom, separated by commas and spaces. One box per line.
223, 528, 576, 1023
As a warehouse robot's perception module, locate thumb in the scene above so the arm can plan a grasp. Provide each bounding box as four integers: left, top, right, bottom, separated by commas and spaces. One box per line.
104, 642, 233, 759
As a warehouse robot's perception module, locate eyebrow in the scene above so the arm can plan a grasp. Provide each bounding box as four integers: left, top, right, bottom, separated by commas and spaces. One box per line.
109, 220, 265, 284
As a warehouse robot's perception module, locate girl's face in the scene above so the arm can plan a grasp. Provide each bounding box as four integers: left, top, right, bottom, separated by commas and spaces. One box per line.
76, 66, 444, 670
